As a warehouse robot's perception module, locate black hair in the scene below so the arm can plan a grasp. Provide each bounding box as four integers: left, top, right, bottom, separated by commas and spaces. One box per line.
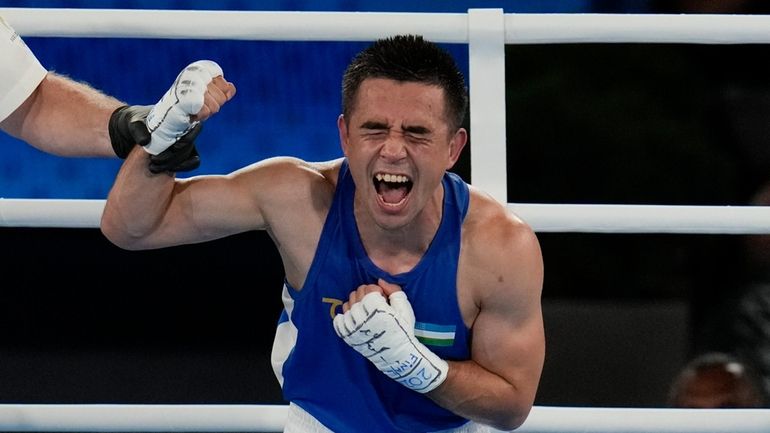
341, 34, 468, 131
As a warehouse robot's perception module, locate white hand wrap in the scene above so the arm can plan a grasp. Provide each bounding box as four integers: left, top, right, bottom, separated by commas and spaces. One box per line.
333, 291, 449, 393
144, 60, 222, 155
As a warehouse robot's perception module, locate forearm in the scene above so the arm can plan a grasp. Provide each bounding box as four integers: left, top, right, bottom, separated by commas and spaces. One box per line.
101, 146, 176, 249
428, 360, 534, 431
8, 73, 121, 157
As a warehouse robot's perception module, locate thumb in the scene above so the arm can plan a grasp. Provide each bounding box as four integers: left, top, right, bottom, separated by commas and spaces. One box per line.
381, 284, 415, 329
378, 278, 402, 297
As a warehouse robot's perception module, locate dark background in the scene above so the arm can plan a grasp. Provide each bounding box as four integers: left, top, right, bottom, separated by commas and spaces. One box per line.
2, 0, 770, 409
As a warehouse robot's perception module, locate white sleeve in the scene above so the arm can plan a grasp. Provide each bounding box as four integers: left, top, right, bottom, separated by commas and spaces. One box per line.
0, 15, 47, 122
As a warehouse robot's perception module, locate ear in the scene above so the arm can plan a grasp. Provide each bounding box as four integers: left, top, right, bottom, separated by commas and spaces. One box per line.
445, 128, 468, 170
337, 114, 350, 156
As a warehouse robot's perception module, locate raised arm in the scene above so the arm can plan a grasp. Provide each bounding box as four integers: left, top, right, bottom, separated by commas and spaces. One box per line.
101, 147, 262, 250
101, 61, 241, 249
102, 149, 339, 293
100, 61, 339, 277
429, 197, 545, 430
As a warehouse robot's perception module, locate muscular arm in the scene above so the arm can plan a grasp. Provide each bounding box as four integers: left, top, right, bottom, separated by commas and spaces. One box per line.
102, 148, 270, 250
0, 73, 122, 157
101, 150, 335, 265
429, 198, 545, 430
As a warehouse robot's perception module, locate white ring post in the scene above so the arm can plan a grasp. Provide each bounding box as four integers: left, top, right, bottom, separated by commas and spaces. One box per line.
468, 8, 507, 204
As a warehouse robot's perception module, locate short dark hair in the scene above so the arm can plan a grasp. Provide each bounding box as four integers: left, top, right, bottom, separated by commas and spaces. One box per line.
341, 34, 468, 131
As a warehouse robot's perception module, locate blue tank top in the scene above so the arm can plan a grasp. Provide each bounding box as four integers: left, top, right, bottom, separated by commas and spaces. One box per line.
274, 159, 471, 432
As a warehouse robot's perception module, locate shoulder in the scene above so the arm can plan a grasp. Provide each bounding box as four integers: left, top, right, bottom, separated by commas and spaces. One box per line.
224, 157, 343, 227
461, 186, 543, 309
463, 186, 541, 259
229, 156, 342, 194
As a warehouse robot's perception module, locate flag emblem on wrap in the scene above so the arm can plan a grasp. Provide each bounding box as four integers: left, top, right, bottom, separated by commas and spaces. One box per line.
414, 322, 456, 347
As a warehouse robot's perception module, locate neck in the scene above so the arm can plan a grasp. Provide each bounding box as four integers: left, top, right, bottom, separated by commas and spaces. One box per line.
356, 187, 444, 274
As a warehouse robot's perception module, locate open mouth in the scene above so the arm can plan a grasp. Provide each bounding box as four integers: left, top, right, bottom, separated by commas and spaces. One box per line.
373, 172, 413, 206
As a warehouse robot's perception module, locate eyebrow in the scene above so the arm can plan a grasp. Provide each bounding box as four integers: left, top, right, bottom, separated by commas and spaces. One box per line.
359, 121, 430, 135
402, 125, 430, 135
360, 121, 389, 130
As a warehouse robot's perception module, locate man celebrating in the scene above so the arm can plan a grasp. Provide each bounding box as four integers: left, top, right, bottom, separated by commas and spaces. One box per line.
101, 35, 544, 432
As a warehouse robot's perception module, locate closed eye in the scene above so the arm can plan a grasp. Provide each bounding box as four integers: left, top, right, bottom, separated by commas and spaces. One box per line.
405, 133, 430, 144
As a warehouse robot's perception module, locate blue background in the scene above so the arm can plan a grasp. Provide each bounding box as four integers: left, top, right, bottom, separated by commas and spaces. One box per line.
0, 0, 601, 199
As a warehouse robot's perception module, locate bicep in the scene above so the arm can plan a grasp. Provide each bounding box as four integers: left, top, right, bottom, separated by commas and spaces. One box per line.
470, 230, 545, 395
153, 158, 320, 247
472, 297, 545, 393
172, 172, 267, 241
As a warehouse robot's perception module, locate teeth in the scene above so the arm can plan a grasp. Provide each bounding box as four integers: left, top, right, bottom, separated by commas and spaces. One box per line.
375, 173, 409, 183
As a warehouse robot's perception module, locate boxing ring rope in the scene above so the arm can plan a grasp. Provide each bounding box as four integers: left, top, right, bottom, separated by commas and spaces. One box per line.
2, 198, 770, 234
6, 8, 770, 43
1, 6, 770, 433
0, 404, 767, 433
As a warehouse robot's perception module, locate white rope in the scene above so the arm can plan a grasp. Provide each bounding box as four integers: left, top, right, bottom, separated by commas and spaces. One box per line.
4, 8, 770, 44
0, 8, 469, 42
0, 404, 287, 432
2, 199, 770, 234
511, 203, 770, 234
520, 406, 770, 433
0, 199, 103, 228
505, 13, 770, 44
0, 404, 767, 432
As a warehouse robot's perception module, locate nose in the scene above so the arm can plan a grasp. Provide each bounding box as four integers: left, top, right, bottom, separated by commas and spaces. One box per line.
380, 133, 407, 162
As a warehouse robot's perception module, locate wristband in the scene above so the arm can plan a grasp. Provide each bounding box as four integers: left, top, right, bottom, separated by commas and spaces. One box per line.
108, 105, 151, 158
